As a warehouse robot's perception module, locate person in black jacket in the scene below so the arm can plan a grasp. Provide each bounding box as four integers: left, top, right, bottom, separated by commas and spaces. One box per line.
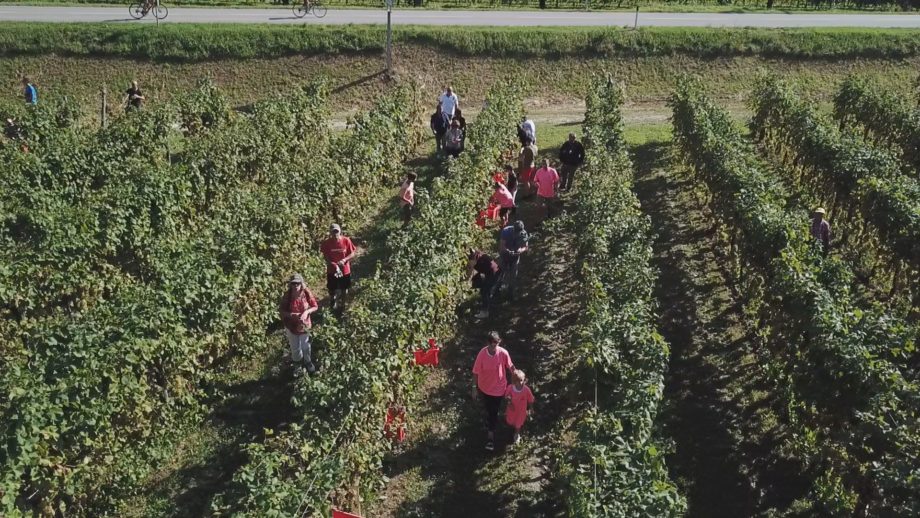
558, 132, 586, 191
430, 103, 450, 152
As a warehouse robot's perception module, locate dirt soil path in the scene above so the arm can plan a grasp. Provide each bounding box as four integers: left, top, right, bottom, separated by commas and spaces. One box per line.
371, 185, 580, 518
632, 141, 806, 517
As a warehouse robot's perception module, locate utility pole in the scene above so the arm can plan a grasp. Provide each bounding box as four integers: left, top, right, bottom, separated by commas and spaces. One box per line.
633, 5, 639, 30
385, 0, 394, 78
101, 87, 107, 128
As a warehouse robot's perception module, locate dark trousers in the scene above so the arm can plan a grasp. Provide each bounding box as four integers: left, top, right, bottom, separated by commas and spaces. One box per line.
560, 163, 579, 191
480, 390, 503, 432
401, 203, 412, 225
476, 274, 499, 309
500, 252, 521, 298
434, 131, 446, 150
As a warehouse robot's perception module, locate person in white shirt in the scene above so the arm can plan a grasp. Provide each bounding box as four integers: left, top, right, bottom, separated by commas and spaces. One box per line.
439, 86, 459, 119
521, 117, 536, 144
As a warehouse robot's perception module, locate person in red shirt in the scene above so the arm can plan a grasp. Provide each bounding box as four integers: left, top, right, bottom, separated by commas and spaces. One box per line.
472, 331, 515, 451
320, 223, 357, 309
278, 273, 319, 376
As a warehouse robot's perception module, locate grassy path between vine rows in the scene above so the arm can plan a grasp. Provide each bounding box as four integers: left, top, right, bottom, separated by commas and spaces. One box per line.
632, 140, 807, 517
370, 144, 583, 517
118, 144, 440, 518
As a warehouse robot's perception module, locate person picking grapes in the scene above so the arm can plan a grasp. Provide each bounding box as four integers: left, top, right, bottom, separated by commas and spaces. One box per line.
278, 273, 319, 376
320, 223, 357, 310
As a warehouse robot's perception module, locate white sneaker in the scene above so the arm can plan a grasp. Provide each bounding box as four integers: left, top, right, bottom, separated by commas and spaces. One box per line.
475, 309, 489, 319
513, 434, 521, 445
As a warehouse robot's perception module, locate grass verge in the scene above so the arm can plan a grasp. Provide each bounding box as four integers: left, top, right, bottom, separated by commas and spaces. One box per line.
6, 24, 920, 62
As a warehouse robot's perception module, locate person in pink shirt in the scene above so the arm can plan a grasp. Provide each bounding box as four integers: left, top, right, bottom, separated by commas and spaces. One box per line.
398, 172, 417, 227
471, 331, 514, 451
504, 369, 535, 445
489, 181, 515, 226
534, 158, 560, 219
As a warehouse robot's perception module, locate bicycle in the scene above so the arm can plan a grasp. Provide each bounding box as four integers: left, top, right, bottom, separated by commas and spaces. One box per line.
292, 0, 327, 18
129, 0, 168, 20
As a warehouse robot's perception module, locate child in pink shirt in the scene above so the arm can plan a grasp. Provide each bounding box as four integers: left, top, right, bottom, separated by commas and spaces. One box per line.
504, 369, 535, 445
533, 158, 559, 219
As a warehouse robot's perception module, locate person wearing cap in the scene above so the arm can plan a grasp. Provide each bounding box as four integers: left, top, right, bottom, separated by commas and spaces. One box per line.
443, 118, 464, 158
320, 223, 357, 309
499, 220, 529, 300
467, 248, 501, 319
558, 132, 585, 191
810, 207, 831, 254
278, 273, 319, 375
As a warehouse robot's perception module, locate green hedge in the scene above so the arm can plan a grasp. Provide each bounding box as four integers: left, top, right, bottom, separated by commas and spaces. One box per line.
5, 23, 920, 62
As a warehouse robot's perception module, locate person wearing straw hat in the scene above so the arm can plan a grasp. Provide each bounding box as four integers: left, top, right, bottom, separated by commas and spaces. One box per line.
810, 207, 831, 254
278, 273, 319, 376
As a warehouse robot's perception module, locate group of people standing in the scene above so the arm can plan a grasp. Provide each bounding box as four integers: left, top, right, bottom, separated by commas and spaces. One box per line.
429, 86, 467, 158
278, 224, 357, 377
278, 86, 588, 449
464, 102, 586, 451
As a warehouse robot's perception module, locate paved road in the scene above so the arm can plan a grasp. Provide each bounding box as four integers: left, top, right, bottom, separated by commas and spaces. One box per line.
2, 6, 920, 27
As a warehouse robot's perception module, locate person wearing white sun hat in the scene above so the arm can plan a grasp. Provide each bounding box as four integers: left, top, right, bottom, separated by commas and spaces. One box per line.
810, 207, 831, 254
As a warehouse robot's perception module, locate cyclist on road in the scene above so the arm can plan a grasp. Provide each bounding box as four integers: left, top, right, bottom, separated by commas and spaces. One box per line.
499, 220, 529, 300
